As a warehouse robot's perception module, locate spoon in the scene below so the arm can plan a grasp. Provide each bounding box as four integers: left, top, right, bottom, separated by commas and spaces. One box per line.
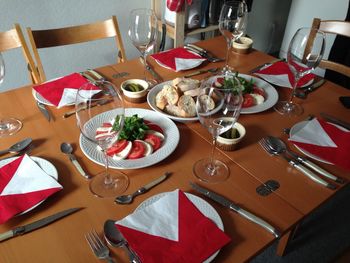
0, 138, 32, 156
104, 220, 141, 263
60, 142, 91, 179
115, 172, 170, 204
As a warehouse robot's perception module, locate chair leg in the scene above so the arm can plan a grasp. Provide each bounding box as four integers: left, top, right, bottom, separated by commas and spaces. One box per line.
276, 224, 299, 256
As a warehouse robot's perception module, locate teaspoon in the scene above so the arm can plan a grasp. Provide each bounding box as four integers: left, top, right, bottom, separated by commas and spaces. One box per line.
0, 138, 32, 156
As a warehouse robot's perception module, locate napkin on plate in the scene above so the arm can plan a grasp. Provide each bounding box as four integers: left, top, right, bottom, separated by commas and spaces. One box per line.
33, 73, 101, 108
115, 189, 231, 263
289, 118, 350, 170
0, 155, 62, 224
253, 61, 315, 88
151, 47, 206, 71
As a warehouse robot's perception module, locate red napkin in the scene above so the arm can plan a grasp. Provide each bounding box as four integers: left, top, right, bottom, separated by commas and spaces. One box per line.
253, 61, 315, 88
116, 189, 231, 263
151, 47, 205, 71
290, 119, 350, 170
0, 155, 62, 224
33, 73, 93, 107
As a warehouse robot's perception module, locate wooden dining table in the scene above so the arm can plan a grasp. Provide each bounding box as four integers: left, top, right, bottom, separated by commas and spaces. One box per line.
0, 36, 349, 263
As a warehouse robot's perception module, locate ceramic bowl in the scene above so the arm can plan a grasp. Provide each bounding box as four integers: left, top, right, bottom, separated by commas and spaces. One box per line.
121, 79, 149, 103
232, 37, 253, 54
217, 122, 246, 151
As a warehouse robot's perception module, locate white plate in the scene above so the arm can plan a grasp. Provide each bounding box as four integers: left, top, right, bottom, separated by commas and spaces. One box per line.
147, 80, 199, 123
136, 192, 224, 263
0, 156, 58, 215
80, 108, 180, 169
239, 74, 279, 114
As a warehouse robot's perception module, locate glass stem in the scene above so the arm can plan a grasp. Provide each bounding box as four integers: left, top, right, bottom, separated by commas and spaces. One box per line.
225, 39, 231, 69
102, 150, 112, 185
289, 74, 300, 104
142, 52, 148, 82
207, 135, 218, 176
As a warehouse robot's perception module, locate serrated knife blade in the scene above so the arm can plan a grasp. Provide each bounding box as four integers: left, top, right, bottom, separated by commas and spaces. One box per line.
0, 207, 82, 242
190, 182, 280, 238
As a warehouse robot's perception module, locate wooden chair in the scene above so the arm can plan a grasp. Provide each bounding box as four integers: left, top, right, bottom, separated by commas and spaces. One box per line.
0, 24, 40, 84
27, 16, 127, 83
308, 18, 350, 77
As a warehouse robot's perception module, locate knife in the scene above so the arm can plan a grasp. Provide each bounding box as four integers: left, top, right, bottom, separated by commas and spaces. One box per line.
139, 57, 163, 82
36, 101, 51, 122
87, 69, 106, 81
0, 207, 82, 242
248, 58, 283, 74
320, 112, 350, 130
184, 45, 224, 63
62, 99, 112, 118
184, 68, 218, 78
294, 79, 325, 99
190, 182, 281, 238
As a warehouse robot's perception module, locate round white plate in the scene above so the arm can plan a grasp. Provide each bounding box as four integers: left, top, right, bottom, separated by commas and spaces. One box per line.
0, 156, 58, 215
80, 108, 180, 169
289, 121, 333, 164
147, 80, 199, 123
239, 74, 279, 114
136, 192, 223, 263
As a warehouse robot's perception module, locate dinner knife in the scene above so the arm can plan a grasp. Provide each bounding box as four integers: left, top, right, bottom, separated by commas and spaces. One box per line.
0, 207, 82, 242
139, 57, 163, 82
190, 182, 281, 238
184, 45, 224, 62
62, 99, 112, 118
36, 101, 51, 122
320, 112, 350, 131
248, 58, 283, 74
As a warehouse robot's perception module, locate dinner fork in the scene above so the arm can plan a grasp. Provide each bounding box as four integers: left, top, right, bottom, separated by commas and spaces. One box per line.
85, 229, 115, 263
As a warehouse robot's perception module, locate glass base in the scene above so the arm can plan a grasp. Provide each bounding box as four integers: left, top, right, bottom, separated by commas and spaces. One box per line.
89, 171, 129, 198
274, 101, 303, 116
193, 158, 230, 183
0, 118, 22, 137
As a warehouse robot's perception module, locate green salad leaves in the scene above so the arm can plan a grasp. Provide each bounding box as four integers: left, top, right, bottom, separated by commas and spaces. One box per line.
112, 114, 149, 141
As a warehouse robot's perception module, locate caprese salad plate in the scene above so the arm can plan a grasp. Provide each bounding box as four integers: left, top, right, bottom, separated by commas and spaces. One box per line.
79, 108, 180, 169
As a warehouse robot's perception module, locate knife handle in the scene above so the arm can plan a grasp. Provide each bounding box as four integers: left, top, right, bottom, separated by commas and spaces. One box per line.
301, 159, 344, 183
236, 208, 280, 238
0, 230, 14, 242
186, 43, 207, 53
69, 154, 91, 180
143, 172, 170, 191
63, 109, 76, 118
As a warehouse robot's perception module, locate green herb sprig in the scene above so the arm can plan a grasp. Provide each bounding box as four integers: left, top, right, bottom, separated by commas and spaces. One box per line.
112, 114, 149, 141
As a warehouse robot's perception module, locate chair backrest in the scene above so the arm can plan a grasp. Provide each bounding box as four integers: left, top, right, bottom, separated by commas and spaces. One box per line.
27, 16, 127, 82
0, 24, 40, 84
311, 18, 350, 77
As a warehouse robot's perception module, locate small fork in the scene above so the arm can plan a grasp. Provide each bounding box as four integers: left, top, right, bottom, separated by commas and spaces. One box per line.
85, 229, 115, 263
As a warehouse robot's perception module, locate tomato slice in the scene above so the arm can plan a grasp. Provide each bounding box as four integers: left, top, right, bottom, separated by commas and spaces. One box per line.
252, 87, 265, 98
144, 134, 162, 151
242, 94, 255, 108
146, 123, 164, 134
127, 141, 145, 159
214, 77, 224, 87
106, 139, 128, 156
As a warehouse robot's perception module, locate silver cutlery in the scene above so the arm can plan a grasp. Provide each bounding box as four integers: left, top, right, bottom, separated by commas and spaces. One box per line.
139, 56, 163, 82
259, 137, 336, 190
0, 138, 32, 156
104, 220, 140, 263
294, 79, 325, 99
86, 229, 115, 263
115, 172, 170, 204
190, 182, 280, 238
184, 67, 219, 78
60, 142, 91, 180
63, 99, 112, 118
36, 101, 51, 122
0, 143, 35, 161
0, 207, 81, 242
320, 112, 350, 130
184, 44, 224, 62
248, 58, 283, 74
87, 69, 106, 81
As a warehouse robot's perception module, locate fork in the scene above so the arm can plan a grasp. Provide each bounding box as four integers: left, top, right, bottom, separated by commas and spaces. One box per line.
85, 229, 115, 263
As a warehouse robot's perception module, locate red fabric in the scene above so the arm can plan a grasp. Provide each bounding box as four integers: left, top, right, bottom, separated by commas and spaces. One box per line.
116, 190, 231, 263
33, 73, 90, 106
290, 119, 350, 170
151, 47, 203, 71
255, 61, 315, 87
167, 0, 193, 12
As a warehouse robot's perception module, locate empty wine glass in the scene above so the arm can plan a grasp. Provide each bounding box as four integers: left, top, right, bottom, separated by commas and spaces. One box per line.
274, 27, 325, 116
128, 8, 158, 86
0, 52, 22, 137
219, 1, 248, 73
193, 72, 243, 183
75, 80, 129, 198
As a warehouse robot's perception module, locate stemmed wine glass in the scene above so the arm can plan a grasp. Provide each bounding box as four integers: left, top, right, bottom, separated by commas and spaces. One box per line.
0, 52, 22, 137
75, 80, 129, 198
274, 27, 325, 116
193, 72, 243, 183
219, 1, 248, 73
128, 8, 158, 86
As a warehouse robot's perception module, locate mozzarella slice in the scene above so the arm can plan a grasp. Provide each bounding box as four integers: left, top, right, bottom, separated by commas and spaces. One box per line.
112, 141, 132, 160
135, 140, 153, 156
251, 94, 265, 105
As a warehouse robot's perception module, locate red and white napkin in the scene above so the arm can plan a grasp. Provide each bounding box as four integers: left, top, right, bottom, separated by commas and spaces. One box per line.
115, 189, 231, 263
253, 61, 315, 88
289, 118, 350, 170
33, 73, 101, 108
0, 155, 62, 224
151, 47, 206, 71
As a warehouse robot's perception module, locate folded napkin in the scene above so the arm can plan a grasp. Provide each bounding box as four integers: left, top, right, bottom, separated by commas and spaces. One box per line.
33, 73, 100, 108
289, 118, 350, 170
0, 155, 62, 224
253, 61, 315, 88
151, 47, 206, 71
115, 189, 231, 263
